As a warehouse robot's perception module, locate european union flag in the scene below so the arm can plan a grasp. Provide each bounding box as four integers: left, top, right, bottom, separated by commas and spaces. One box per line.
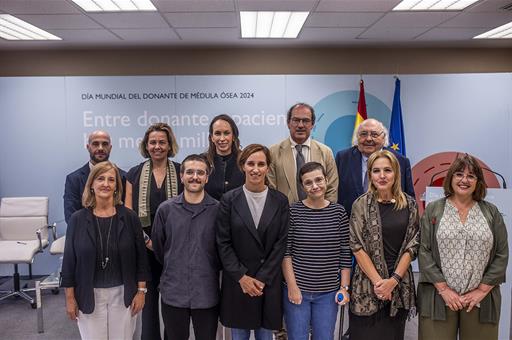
389, 78, 406, 156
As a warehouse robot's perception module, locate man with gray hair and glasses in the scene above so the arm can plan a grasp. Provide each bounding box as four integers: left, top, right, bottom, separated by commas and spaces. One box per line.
335, 118, 415, 217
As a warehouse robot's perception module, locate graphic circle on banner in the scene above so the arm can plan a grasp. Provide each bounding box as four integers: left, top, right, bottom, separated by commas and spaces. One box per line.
312, 90, 391, 155
412, 151, 501, 214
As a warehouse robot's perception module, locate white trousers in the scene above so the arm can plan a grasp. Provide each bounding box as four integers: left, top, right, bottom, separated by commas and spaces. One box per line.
77, 285, 136, 340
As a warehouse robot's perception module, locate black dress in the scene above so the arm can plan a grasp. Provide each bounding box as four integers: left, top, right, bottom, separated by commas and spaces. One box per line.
350, 202, 409, 340
204, 153, 245, 200
127, 161, 182, 340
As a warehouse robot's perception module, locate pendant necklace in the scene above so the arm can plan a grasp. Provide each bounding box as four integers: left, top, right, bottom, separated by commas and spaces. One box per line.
95, 215, 113, 270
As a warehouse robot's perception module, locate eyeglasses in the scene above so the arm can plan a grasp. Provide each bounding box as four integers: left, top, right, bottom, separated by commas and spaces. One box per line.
358, 131, 384, 139
290, 117, 313, 126
302, 177, 326, 188
184, 169, 207, 177
453, 172, 477, 182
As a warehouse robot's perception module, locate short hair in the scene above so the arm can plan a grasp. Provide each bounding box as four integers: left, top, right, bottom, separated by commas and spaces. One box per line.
180, 154, 211, 175
206, 114, 241, 166
299, 162, 327, 183
238, 144, 272, 171
443, 154, 486, 201
139, 123, 179, 158
354, 118, 390, 147
82, 161, 123, 208
367, 150, 407, 210
87, 130, 111, 144
287, 103, 316, 125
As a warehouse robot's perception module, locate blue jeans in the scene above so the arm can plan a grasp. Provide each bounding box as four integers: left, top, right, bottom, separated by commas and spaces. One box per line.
231, 327, 273, 340
283, 286, 339, 340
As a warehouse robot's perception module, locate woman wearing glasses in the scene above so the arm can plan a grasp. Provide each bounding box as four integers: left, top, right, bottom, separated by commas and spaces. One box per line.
282, 162, 351, 340
349, 150, 419, 340
418, 154, 508, 340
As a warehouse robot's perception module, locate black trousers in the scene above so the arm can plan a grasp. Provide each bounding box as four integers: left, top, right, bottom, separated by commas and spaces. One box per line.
142, 249, 166, 340
161, 301, 219, 340
349, 304, 408, 340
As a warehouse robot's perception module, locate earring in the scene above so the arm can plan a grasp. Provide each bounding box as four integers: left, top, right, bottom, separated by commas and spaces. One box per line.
90, 188, 94, 193
114, 190, 117, 195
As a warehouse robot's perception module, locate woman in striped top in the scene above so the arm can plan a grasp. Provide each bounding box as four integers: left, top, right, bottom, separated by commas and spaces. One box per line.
282, 162, 352, 340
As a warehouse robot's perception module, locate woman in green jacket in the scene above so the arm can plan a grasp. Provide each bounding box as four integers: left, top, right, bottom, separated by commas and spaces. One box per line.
418, 154, 508, 340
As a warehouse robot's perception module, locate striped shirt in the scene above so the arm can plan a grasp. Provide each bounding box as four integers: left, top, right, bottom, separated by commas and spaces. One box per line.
285, 201, 352, 292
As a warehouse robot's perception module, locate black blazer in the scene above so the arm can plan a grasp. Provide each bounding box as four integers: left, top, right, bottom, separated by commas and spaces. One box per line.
63, 163, 127, 224
61, 206, 150, 314
335, 146, 415, 216
216, 186, 289, 330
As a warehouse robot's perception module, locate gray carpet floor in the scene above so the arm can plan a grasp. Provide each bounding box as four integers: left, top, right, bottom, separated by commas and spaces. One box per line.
0, 278, 418, 340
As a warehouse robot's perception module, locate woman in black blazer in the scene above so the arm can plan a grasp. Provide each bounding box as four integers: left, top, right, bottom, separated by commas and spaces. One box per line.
62, 161, 150, 340
216, 144, 289, 340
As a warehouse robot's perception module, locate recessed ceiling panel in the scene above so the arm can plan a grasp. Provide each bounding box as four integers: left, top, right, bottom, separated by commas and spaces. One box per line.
88, 12, 169, 28
154, 0, 234, 12
0, 0, 81, 14
307, 12, 383, 27
16, 14, 102, 29
440, 12, 512, 27
238, 0, 316, 11
316, 0, 400, 12
164, 12, 237, 28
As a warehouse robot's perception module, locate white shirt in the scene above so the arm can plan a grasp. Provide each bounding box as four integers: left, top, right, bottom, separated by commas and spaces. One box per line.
243, 185, 269, 229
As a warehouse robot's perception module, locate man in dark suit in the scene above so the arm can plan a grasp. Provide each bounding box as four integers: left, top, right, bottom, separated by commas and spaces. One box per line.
336, 118, 415, 218
64, 130, 125, 223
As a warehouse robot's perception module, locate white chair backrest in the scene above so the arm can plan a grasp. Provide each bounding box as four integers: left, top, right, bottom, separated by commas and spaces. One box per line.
0, 197, 49, 241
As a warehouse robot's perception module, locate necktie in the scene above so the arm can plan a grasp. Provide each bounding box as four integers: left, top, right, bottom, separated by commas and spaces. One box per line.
295, 144, 306, 200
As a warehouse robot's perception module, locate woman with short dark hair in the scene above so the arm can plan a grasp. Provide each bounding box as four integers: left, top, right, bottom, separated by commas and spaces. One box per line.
418, 154, 508, 340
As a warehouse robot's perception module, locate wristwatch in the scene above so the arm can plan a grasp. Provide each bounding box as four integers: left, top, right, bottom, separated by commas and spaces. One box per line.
137, 288, 148, 294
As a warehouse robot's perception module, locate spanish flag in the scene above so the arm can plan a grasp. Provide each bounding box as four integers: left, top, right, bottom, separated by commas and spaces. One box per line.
351, 79, 367, 144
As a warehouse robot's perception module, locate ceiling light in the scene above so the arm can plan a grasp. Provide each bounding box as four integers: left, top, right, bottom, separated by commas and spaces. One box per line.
393, 0, 480, 11
240, 11, 309, 38
71, 0, 157, 12
474, 21, 512, 39
0, 14, 61, 40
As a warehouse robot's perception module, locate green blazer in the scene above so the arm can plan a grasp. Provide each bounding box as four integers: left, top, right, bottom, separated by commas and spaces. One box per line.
418, 197, 509, 324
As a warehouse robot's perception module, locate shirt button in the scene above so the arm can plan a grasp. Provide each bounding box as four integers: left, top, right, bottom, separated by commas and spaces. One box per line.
225, 181, 229, 185
260, 259, 265, 264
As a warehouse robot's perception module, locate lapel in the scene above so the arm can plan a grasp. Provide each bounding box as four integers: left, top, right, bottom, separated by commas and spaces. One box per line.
309, 140, 321, 162
350, 147, 363, 195
115, 206, 126, 240
256, 189, 279, 238
280, 139, 297, 200
232, 188, 263, 248
84, 209, 97, 246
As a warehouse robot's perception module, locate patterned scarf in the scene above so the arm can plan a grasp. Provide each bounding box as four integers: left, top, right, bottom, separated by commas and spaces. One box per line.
137, 159, 178, 227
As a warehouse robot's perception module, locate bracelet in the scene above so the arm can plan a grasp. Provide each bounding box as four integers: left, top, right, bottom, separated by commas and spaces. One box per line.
391, 272, 402, 283
340, 285, 350, 291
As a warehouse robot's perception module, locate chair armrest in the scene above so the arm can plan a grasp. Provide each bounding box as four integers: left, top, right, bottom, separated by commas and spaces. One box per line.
36, 228, 44, 252
48, 223, 57, 240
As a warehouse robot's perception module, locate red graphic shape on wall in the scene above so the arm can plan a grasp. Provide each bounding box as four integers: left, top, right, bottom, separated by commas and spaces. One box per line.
412, 151, 501, 214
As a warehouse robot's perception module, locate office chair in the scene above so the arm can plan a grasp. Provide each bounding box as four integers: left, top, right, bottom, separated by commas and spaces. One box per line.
0, 197, 52, 308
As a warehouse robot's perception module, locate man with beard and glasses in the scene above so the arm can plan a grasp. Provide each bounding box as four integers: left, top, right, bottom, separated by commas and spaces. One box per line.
268, 103, 338, 204
335, 118, 415, 218
64, 130, 127, 224
152, 154, 220, 340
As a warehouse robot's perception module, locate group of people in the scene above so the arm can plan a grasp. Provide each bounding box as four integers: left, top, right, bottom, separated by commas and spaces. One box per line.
61, 103, 508, 340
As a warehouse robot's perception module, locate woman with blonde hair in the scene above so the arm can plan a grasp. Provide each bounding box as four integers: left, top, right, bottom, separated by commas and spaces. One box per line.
62, 161, 150, 339
349, 150, 419, 340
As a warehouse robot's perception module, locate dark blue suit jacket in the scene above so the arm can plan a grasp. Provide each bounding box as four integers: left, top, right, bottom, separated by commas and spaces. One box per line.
64, 163, 126, 224
335, 146, 415, 216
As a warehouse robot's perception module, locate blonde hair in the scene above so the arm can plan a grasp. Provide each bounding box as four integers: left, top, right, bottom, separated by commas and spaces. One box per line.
139, 123, 179, 159
367, 150, 407, 210
82, 161, 123, 208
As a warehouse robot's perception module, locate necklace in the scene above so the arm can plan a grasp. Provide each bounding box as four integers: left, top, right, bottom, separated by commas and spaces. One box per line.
377, 198, 396, 204
95, 215, 113, 270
